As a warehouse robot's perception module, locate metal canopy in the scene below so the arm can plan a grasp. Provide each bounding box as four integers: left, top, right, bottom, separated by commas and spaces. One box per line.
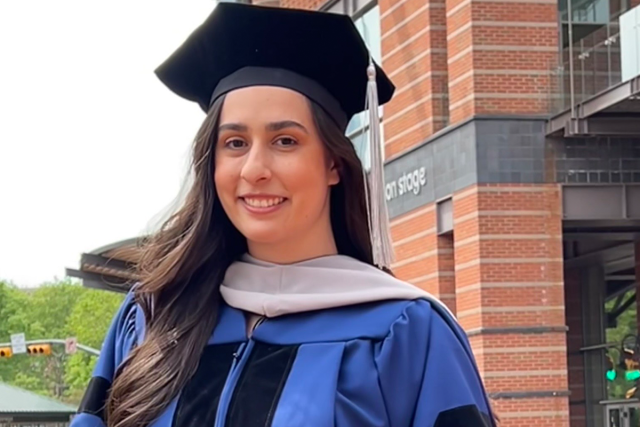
547, 75, 640, 137
561, 116, 640, 137
562, 184, 640, 221
66, 237, 140, 293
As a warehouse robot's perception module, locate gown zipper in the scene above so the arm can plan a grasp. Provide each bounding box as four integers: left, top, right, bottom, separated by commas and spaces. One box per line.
214, 316, 266, 426
214, 340, 253, 427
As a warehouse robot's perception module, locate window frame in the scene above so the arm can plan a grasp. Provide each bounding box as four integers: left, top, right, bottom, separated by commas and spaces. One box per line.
345, 1, 382, 171
320, 0, 377, 17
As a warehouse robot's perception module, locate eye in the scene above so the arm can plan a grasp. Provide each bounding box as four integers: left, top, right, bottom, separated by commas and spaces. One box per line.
274, 137, 298, 147
224, 138, 247, 149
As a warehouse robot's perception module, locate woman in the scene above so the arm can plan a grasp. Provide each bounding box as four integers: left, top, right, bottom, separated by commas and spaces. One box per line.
72, 3, 495, 427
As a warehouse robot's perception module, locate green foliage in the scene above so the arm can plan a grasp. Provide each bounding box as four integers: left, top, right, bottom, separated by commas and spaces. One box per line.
64, 290, 123, 394
0, 279, 123, 405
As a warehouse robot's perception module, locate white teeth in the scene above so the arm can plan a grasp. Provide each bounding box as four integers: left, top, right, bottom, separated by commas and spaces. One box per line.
244, 197, 285, 208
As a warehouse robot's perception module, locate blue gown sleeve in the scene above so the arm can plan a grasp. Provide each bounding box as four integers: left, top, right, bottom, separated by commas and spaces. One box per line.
70, 291, 140, 427
375, 299, 494, 427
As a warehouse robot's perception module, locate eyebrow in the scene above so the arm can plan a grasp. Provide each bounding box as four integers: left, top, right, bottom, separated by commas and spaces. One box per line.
266, 120, 308, 134
218, 123, 248, 133
218, 121, 308, 134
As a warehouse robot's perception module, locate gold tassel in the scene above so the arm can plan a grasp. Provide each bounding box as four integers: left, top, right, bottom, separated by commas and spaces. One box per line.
364, 61, 394, 269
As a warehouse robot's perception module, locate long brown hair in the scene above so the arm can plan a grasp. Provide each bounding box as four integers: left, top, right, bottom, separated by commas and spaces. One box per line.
105, 96, 374, 427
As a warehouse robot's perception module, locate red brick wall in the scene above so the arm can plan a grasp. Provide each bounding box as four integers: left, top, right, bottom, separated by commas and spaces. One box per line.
261, 0, 563, 136
380, 0, 450, 158
453, 184, 569, 426
390, 184, 570, 426
391, 205, 457, 313
445, 0, 558, 123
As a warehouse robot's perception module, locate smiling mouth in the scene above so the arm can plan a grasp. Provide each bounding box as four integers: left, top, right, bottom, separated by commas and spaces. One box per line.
241, 197, 287, 208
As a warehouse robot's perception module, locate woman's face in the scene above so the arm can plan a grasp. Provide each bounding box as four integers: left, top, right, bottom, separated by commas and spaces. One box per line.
214, 86, 340, 258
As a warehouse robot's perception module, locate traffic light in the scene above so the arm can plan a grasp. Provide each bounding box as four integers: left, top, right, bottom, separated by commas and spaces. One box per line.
27, 344, 51, 356
0, 347, 12, 358
606, 354, 617, 381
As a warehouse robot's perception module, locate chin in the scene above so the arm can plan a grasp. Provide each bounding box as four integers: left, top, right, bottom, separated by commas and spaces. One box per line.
237, 225, 286, 245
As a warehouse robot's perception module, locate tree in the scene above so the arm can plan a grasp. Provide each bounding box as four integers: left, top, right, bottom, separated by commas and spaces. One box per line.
0, 281, 31, 386
26, 279, 88, 340
0, 279, 124, 404
12, 280, 90, 399
65, 289, 123, 402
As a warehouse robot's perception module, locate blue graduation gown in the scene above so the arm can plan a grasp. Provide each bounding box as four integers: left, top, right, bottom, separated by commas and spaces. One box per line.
71, 292, 494, 426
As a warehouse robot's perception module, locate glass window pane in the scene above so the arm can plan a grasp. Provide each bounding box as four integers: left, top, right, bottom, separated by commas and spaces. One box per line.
608, 408, 621, 427
350, 130, 371, 170
325, 0, 346, 14
349, 122, 384, 170
354, 5, 381, 63
347, 112, 364, 135
558, 0, 610, 23
349, 3, 384, 161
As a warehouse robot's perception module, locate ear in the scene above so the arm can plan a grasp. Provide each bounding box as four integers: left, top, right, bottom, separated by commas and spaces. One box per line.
328, 160, 340, 186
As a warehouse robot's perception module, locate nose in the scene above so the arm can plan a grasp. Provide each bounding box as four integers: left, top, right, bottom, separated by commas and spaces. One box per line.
240, 144, 272, 184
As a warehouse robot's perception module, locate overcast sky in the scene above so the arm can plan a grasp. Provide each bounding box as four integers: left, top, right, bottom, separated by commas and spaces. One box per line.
0, 0, 219, 287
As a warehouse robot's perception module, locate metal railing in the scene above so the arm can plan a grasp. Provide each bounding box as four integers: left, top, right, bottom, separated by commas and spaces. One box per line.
548, 13, 627, 115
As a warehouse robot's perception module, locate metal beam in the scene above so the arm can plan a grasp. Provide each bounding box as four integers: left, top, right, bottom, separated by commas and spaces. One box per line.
563, 185, 640, 221
604, 255, 637, 275
547, 75, 640, 135
605, 275, 637, 281
564, 242, 635, 268
565, 232, 640, 241
564, 116, 640, 137
608, 291, 636, 321
81, 252, 132, 272
606, 281, 636, 302
65, 268, 131, 293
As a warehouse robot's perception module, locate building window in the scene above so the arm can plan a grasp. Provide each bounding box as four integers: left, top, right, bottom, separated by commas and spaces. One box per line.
352, 0, 378, 17
322, 0, 348, 13
321, 0, 377, 15
347, 3, 382, 170
557, 0, 630, 47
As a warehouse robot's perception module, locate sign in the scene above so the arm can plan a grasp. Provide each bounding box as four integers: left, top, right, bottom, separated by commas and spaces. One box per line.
385, 167, 427, 201
10, 333, 26, 354
383, 149, 434, 219
65, 337, 78, 355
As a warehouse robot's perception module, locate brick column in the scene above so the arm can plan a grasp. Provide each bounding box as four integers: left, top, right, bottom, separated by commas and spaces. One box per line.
445, 0, 558, 124
565, 269, 586, 427
380, 0, 449, 158
453, 184, 569, 427
435, 234, 456, 313
391, 205, 457, 313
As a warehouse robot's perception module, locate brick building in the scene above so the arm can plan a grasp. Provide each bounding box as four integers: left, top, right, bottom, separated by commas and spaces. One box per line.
68, 0, 640, 426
